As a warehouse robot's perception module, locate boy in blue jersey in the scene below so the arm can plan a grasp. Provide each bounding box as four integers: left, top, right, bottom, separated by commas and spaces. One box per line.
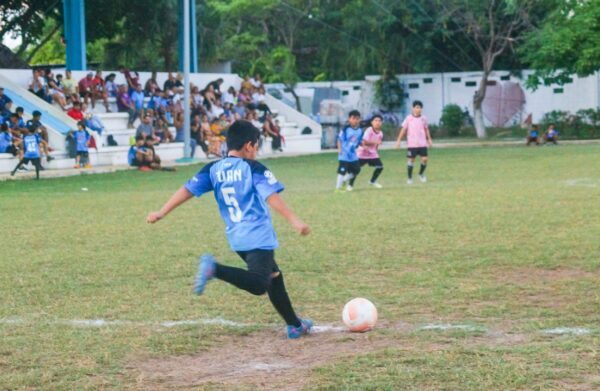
68, 121, 92, 168
147, 120, 313, 339
526, 124, 540, 146
0, 123, 20, 156
10, 124, 46, 179
335, 110, 363, 192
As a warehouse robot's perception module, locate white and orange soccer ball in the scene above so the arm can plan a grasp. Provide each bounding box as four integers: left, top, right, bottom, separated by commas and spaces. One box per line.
342, 298, 378, 332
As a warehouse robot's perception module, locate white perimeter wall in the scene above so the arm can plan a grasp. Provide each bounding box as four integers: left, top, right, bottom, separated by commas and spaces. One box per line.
284, 70, 600, 125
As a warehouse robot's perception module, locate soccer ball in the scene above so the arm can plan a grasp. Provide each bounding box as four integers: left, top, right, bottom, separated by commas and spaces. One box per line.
342, 298, 377, 332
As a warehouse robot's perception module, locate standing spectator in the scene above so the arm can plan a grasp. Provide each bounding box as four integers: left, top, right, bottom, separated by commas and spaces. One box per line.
119, 66, 139, 94
68, 121, 92, 168
117, 85, 136, 128
130, 84, 145, 121
105, 73, 118, 97
92, 70, 111, 112
67, 101, 85, 122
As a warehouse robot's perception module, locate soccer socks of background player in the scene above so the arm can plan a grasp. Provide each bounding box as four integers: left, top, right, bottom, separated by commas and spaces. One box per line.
268, 273, 302, 327
371, 167, 383, 183
407, 161, 414, 179
348, 173, 357, 186
419, 164, 427, 176
336, 174, 345, 189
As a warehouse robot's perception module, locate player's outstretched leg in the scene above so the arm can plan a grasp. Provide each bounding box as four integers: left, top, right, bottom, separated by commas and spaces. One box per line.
10, 159, 25, 177
194, 253, 217, 295
267, 272, 313, 339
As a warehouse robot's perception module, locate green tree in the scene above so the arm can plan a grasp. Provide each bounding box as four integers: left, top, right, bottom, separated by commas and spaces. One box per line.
521, 0, 600, 88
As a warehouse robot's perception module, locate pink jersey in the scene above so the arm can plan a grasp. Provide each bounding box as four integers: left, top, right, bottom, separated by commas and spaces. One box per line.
402, 114, 429, 148
357, 127, 383, 159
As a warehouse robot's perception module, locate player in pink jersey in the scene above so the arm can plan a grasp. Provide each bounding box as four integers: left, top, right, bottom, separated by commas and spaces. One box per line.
357, 114, 384, 188
395, 101, 432, 184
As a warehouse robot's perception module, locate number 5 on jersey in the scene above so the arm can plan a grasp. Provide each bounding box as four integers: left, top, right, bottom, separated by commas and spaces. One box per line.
221, 187, 242, 222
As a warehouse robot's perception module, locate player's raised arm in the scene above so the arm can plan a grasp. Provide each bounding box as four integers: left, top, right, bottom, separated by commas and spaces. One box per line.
267, 193, 310, 236
147, 187, 194, 223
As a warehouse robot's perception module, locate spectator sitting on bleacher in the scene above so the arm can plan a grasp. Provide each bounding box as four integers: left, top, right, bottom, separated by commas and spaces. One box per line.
202, 84, 218, 109
0, 123, 20, 157
155, 116, 174, 143
191, 86, 204, 112
92, 70, 111, 112
44, 69, 68, 111
1, 99, 12, 120
210, 99, 224, 119
241, 75, 253, 92
252, 86, 267, 104
67, 101, 85, 122
28, 69, 47, 101
206, 78, 224, 99
61, 70, 77, 97
144, 71, 159, 96
143, 136, 175, 171
251, 73, 263, 89
136, 114, 157, 141
223, 86, 237, 105
163, 72, 180, 91
15, 107, 26, 128
0, 87, 12, 110
263, 113, 284, 152
232, 99, 247, 120
130, 84, 145, 121
78, 72, 96, 108
7, 113, 26, 137
105, 73, 118, 97
117, 84, 136, 128
81, 103, 106, 135
128, 135, 149, 168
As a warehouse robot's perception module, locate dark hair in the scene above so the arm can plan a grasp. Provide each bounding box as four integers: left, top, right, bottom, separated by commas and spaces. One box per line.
348, 109, 361, 118
1, 123, 7, 132
532, 124, 539, 129
226, 120, 260, 151
9, 113, 18, 119
412, 100, 423, 108
16, 107, 24, 113
371, 114, 383, 122
27, 123, 37, 132
32, 110, 41, 117
77, 120, 86, 128
135, 134, 145, 141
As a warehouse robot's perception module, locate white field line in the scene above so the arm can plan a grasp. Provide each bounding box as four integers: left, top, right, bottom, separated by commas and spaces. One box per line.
0, 317, 596, 337
541, 327, 592, 335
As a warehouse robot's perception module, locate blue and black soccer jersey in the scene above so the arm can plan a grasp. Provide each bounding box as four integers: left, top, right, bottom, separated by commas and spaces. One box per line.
338, 126, 363, 162
74, 130, 90, 152
184, 156, 284, 251
22, 133, 41, 159
127, 146, 139, 165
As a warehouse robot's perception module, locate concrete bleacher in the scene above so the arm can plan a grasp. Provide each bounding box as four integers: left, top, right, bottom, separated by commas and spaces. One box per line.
0, 68, 322, 174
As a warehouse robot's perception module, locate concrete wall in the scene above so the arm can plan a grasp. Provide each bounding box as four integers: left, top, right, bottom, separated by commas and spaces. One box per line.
268, 70, 600, 126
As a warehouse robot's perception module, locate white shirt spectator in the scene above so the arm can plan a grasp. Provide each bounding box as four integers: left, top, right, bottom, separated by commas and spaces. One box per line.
223, 91, 236, 105
211, 103, 224, 118
253, 92, 266, 104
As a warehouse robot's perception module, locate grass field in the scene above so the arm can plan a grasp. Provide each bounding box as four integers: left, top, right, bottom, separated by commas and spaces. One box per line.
1, 145, 599, 390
